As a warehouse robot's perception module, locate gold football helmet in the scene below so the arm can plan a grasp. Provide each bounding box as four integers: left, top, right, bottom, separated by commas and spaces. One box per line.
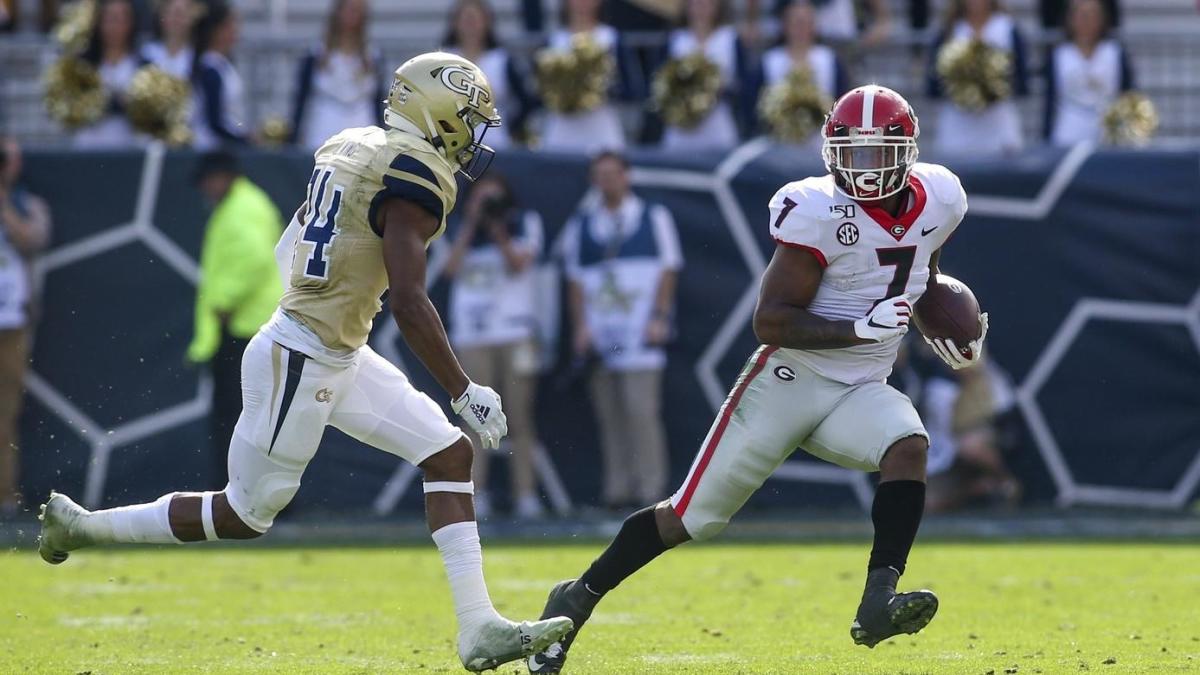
383, 52, 502, 180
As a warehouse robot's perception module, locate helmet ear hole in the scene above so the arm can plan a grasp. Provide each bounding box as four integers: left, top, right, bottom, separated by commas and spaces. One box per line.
438, 120, 456, 134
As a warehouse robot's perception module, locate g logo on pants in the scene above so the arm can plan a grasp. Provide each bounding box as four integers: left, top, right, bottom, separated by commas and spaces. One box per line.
773, 365, 796, 382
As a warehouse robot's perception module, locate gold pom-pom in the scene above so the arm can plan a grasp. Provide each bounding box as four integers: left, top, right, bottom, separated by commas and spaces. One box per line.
936, 39, 1011, 112
651, 53, 723, 129
54, 0, 96, 55
44, 57, 109, 130
1103, 92, 1158, 146
126, 66, 193, 144
536, 34, 614, 114
259, 116, 292, 147
758, 67, 832, 144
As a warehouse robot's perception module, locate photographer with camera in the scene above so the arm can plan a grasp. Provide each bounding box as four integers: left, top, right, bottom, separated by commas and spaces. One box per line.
563, 151, 682, 511
444, 173, 546, 520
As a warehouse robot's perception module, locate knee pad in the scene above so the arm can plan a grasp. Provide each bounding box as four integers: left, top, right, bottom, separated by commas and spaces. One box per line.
682, 513, 729, 542
690, 521, 728, 542
227, 471, 299, 533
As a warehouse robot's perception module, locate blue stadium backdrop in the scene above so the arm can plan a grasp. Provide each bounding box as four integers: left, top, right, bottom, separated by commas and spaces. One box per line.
17, 144, 1200, 516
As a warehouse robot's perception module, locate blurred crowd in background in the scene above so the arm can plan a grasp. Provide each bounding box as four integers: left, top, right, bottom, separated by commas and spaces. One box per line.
3, 0, 1184, 521
0, 0, 1155, 153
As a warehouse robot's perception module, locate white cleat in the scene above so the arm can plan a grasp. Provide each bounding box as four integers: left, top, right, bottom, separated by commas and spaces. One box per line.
37, 491, 93, 565
459, 616, 574, 672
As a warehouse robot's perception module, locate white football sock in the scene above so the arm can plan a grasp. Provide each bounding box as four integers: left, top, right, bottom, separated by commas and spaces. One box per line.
431, 520, 502, 637
83, 493, 181, 544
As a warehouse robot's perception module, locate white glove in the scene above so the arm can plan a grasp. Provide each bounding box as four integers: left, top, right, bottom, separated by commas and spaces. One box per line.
854, 296, 912, 342
926, 312, 989, 371
451, 381, 509, 450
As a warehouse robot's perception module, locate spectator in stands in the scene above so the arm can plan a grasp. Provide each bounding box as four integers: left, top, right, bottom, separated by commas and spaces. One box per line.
191, 2, 249, 149
0, 138, 51, 517
563, 152, 682, 509
758, 0, 849, 120
1044, 0, 1134, 146
142, 0, 196, 79
927, 0, 1029, 156
1040, 0, 1120, 30
74, 0, 146, 148
442, 0, 536, 148
766, 0, 892, 48
606, 0, 678, 31
443, 173, 546, 520
660, 0, 752, 151
522, 0, 680, 33
187, 151, 283, 489
290, 0, 384, 152
539, 0, 630, 151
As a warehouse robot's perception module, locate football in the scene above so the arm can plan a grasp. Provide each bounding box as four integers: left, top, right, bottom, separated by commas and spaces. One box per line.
913, 274, 982, 356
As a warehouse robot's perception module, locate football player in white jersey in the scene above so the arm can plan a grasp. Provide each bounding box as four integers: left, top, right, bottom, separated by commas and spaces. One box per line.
36, 53, 573, 672
527, 85, 989, 672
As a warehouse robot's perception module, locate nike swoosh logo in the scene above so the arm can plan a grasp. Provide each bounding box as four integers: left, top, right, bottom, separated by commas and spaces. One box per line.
920, 226, 938, 236
867, 318, 890, 329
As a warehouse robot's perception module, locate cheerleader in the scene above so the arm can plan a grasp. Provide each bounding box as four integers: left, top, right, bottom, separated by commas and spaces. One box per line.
927, 0, 1029, 156
660, 0, 750, 151
442, 0, 536, 149
290, 0, 384, 152
191, 2, 248, 149
142, 0, 196, 79
767, 0, 892, 47
539, 0, 629, 152
74, 0, 146, 149
760, 1, 847, 100
1044, 0, 1134, 146
755, 1, 847, 142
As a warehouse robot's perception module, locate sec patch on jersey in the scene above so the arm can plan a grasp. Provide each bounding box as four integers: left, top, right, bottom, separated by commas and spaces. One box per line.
913, 274, 982, 355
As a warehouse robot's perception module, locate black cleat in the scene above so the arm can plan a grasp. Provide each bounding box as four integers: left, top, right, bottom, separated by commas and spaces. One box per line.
527, 579, 599, 673
850, 567, 939, 648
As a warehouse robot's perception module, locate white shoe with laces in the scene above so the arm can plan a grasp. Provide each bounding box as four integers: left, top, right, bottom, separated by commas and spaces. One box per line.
37, 491, 94, 564
458, 615, 574, 672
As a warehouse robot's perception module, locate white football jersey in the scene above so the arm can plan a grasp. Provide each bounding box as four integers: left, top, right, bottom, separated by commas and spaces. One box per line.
767, 162, 968, 384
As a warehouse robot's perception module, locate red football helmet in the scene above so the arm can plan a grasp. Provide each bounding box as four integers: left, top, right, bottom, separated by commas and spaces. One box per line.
821, 85, 920, 201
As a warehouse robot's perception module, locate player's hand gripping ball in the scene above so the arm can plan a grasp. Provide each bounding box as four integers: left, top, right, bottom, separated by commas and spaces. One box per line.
853, 296, 912, 343
914, 274, 988, 370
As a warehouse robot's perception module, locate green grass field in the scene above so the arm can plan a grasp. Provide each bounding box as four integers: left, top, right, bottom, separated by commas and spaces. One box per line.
2, 542, 1198, 674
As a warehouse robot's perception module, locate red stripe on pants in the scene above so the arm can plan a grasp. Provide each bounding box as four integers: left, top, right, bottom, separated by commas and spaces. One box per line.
674, 346, 779, 517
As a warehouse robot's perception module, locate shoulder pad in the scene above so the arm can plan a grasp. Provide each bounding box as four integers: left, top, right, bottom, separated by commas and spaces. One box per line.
769, 175, 841, 223
912, 163, 965, 207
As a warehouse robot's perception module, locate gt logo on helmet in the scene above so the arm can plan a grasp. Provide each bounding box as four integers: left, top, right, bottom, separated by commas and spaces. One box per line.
437, 65, 491, 108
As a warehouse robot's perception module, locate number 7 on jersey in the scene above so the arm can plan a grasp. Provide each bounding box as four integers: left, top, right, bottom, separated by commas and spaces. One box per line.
301, 166, 343, 280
